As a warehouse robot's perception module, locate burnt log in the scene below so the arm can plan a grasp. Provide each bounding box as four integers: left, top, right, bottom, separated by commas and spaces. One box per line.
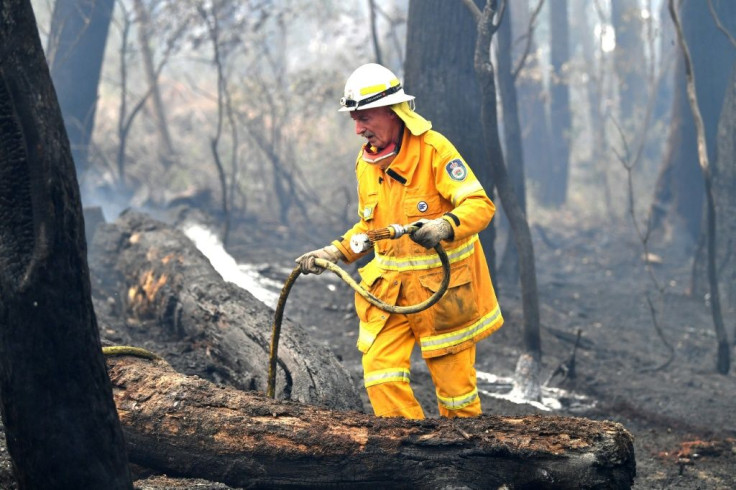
109, 355, 635, 489
89, 210, 361, 411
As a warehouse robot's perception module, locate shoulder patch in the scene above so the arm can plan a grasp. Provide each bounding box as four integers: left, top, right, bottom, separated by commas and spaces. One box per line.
445, 158, 468, 182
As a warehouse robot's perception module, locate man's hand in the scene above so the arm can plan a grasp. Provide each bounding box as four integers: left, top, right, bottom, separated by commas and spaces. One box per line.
295, 245, 344, 275
409, 218, 454, 249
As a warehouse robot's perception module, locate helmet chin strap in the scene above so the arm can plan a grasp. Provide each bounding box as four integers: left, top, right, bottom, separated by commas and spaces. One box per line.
361, 141, 397, 164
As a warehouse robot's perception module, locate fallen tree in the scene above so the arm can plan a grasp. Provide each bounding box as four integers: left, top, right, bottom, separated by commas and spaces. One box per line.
108, 354, 636, 489
88, 210, 361, 411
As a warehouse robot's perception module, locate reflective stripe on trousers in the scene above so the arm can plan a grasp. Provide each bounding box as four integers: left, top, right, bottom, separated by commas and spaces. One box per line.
364, 367, 410, 388
436, 387, 479, 411
420, 303, 503, 356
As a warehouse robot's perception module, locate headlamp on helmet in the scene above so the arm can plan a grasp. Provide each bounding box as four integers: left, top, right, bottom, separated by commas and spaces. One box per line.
339, 63, 414, 112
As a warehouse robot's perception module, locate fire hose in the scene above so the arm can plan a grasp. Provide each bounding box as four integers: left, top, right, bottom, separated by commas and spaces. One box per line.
267, 223, 450, 398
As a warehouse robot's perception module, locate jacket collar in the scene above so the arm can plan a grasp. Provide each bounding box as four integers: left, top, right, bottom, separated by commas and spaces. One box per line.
383, 127, 420, 186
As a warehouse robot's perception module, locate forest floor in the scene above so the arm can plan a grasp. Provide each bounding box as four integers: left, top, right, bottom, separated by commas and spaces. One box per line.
226, 208, 736, 490
1, 207, 733, 489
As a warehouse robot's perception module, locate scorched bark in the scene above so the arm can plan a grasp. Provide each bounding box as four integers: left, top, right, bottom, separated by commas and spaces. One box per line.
108, 355, 636, 489
89, 210, 362, 411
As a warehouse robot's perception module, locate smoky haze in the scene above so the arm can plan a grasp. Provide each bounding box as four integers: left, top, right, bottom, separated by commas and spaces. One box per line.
14, 0, 736, 487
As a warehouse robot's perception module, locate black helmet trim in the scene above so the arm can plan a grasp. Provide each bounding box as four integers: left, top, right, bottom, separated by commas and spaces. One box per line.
340, 84, 403, 110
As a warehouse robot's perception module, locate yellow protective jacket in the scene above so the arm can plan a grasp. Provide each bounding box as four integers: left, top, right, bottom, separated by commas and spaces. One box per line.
332, 127, 503, 358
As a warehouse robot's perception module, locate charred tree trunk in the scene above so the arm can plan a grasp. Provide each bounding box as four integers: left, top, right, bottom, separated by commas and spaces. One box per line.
108, 355, 636, 489
469, 0, 543, 400
46, 0, 115, 180
512, 0, 554, 195
650, 53, 704, 246
668, 0, 728, 374
88, 211, 362, 411
405, 0, 498, 282
496, 4, 526, 284
694, 64, 736, 322
0, 1, 131, 487
543, 0, 572, 207
649, 0, 736, 245
691, 13, 736, 320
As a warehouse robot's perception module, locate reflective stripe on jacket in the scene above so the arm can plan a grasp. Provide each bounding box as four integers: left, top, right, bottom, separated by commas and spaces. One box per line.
333, 128, 503, 358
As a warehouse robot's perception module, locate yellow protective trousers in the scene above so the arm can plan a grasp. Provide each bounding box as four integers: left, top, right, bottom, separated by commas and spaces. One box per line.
362, 306, 481, 419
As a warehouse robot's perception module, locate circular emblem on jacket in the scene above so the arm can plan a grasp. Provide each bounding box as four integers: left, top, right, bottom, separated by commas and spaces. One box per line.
417, 201, 428, 212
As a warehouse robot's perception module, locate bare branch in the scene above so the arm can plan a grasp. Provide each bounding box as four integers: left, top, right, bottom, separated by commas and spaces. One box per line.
198, 2, 234, 244
593, 0, 607, 23
463, 0, 505, 31
609, 114, 676, 371
460, 0, 481, 24
607, 11, 679, 368
367, 0, 383, 64
639, 294, 675, 372
707, 0, 736, 49
512, 0, 545, 80
371, 2, 406, 67
493, 0, 507, 32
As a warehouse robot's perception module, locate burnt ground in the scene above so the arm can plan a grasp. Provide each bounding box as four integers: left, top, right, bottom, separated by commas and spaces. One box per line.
0, 208, 734, 489
226, 210, 736, 490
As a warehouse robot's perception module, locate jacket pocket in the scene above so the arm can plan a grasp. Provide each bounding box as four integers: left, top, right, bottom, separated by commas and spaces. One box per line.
360, 199, 378, 221
418, 263, 479, 331
355, 261, 394, 352
404, 194, 442, 220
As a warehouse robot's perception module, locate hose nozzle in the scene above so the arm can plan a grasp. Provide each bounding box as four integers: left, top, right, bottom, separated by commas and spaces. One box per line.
350, 233, 373, 254
349, 224, 410, 254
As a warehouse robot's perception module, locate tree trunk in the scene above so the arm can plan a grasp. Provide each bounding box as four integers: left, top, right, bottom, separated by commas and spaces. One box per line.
367, 0, 384, 65
108, 355, 636, 489
690, 3, 736, 317
471, 0, 543, 400
495, 4, 526, 284
572, 0, 614, 220
46, 0, 115, 180
667, 0, 729, 374
611, 0, 647, 120
650, 52, 704, 246
0, 1, 132, 487
543, 0, 572, 207
133, 0, 176, 170
649, 0, 736, 244
88, 210, 362, 411
405, 0, 498, 282
511, 0, 554, 195
693, 63, 736, 332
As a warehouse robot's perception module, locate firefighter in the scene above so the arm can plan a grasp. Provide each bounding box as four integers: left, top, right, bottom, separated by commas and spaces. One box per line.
296, 63, 503, 419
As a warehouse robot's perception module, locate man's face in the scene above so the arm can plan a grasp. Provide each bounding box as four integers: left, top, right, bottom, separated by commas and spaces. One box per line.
351, 107, 400, 150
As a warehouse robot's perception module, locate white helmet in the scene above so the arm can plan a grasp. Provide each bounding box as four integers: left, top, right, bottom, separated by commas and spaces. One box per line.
339, 63, 415, 112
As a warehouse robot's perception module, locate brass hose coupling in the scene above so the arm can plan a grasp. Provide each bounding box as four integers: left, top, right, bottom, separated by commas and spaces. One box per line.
349, 223, 415, 253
